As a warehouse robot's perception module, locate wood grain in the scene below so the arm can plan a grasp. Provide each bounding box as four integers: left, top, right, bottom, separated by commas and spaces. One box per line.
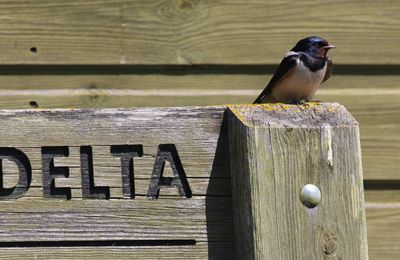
0, 74, 398, 90
0, 0, 396, 257
0, 198, 234, 241
0, 107, 234, 258
0, 206, 393, 260
0, 242, 235, 260
0, 106, 394, 258
366, 206, 400, 260
0, 0, 398, 64
228, 103, 368, 259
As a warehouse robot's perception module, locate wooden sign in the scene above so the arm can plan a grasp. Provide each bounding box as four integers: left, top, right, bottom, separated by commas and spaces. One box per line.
0, 104, 368, 259
0, 107, 234, 259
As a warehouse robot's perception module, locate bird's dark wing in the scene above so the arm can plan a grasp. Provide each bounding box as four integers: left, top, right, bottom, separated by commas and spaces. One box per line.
253, 53, 299, 104
322, 57, 333, 84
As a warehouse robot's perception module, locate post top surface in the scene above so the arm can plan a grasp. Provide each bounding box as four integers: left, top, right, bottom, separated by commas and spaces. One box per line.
228, 103, 357, 127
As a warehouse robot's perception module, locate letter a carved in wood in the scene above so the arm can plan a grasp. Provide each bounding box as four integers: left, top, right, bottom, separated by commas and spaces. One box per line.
147, 144, 191, 199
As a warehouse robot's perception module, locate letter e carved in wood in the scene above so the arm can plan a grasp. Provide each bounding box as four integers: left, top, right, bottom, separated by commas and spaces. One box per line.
42, 146, 71, 200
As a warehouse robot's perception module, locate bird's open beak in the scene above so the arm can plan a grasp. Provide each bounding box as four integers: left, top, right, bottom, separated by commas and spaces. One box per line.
323, 45, 336, 49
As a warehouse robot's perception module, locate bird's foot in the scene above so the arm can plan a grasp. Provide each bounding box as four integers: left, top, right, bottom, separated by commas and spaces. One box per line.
288, 99, 309, 105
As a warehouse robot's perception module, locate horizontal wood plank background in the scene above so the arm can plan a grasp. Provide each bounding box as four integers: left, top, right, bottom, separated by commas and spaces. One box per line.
0, 0, 398, 259
0, 0, 399, 64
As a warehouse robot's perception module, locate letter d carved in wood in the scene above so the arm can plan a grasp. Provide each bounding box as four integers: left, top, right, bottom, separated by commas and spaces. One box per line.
0, 147, 32, 199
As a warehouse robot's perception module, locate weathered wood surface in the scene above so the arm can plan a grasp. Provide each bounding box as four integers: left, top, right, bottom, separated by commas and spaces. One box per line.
0, 208, 392, 260
0, 105, 395, 259
0, 73, 398, 90
0, 0, 398, 64
0, 199, 234, 241
0, 107, 234, 258
0, 207, 393, 259
366, 205, 400, 260
0, 203, 395, 260
0, 0, 396, 258
0, 242, 234, 260
228, 103, 368, 259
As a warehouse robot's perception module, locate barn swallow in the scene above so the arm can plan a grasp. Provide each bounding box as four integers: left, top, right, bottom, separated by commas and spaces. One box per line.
253, 36, 335, 104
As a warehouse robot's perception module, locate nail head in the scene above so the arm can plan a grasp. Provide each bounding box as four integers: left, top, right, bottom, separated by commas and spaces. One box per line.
300, 184, 321, 208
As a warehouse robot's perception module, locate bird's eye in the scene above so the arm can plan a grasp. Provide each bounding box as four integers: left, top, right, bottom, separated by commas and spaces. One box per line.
313, 41, 324, 47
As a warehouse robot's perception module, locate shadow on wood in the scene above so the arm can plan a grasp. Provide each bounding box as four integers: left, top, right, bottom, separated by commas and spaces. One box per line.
206, 110, 235, 259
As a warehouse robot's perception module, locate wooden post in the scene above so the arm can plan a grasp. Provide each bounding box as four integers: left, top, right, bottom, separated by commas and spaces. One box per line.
228, 103, 368, 259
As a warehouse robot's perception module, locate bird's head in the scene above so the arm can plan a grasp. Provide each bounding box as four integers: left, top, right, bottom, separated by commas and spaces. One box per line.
291, 36, 335, 58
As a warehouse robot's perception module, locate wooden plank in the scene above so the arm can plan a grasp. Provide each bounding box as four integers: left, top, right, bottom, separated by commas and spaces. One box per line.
0, 198, 233, 241
365, 190, 400, 204
0, 206, 396, 260
0, 242, 235, 260
0, 74, 398, 90
0, 107, 227, 147
0, 107, 234, 260
228, 103, 368, 259
364, 189, 399, 260
366, 205, 400, 260
0, 0, 398, 64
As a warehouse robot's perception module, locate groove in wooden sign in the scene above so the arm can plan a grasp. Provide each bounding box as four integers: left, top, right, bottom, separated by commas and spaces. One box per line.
42, 146, 71, 200
80, 146, 110, 200
110, 144, 143, 199
0, 239, 197, 248
147, 144, 192, 199
0, 147, 31, 199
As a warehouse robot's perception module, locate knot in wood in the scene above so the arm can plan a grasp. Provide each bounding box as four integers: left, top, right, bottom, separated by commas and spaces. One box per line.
320, 231, 339, 256
158, 0, 204, 21
177, 0, 200, 10
323, 239, 338, 255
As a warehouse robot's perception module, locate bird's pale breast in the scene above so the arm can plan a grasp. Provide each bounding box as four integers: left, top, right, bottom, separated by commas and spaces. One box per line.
271, 58, 327, 102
